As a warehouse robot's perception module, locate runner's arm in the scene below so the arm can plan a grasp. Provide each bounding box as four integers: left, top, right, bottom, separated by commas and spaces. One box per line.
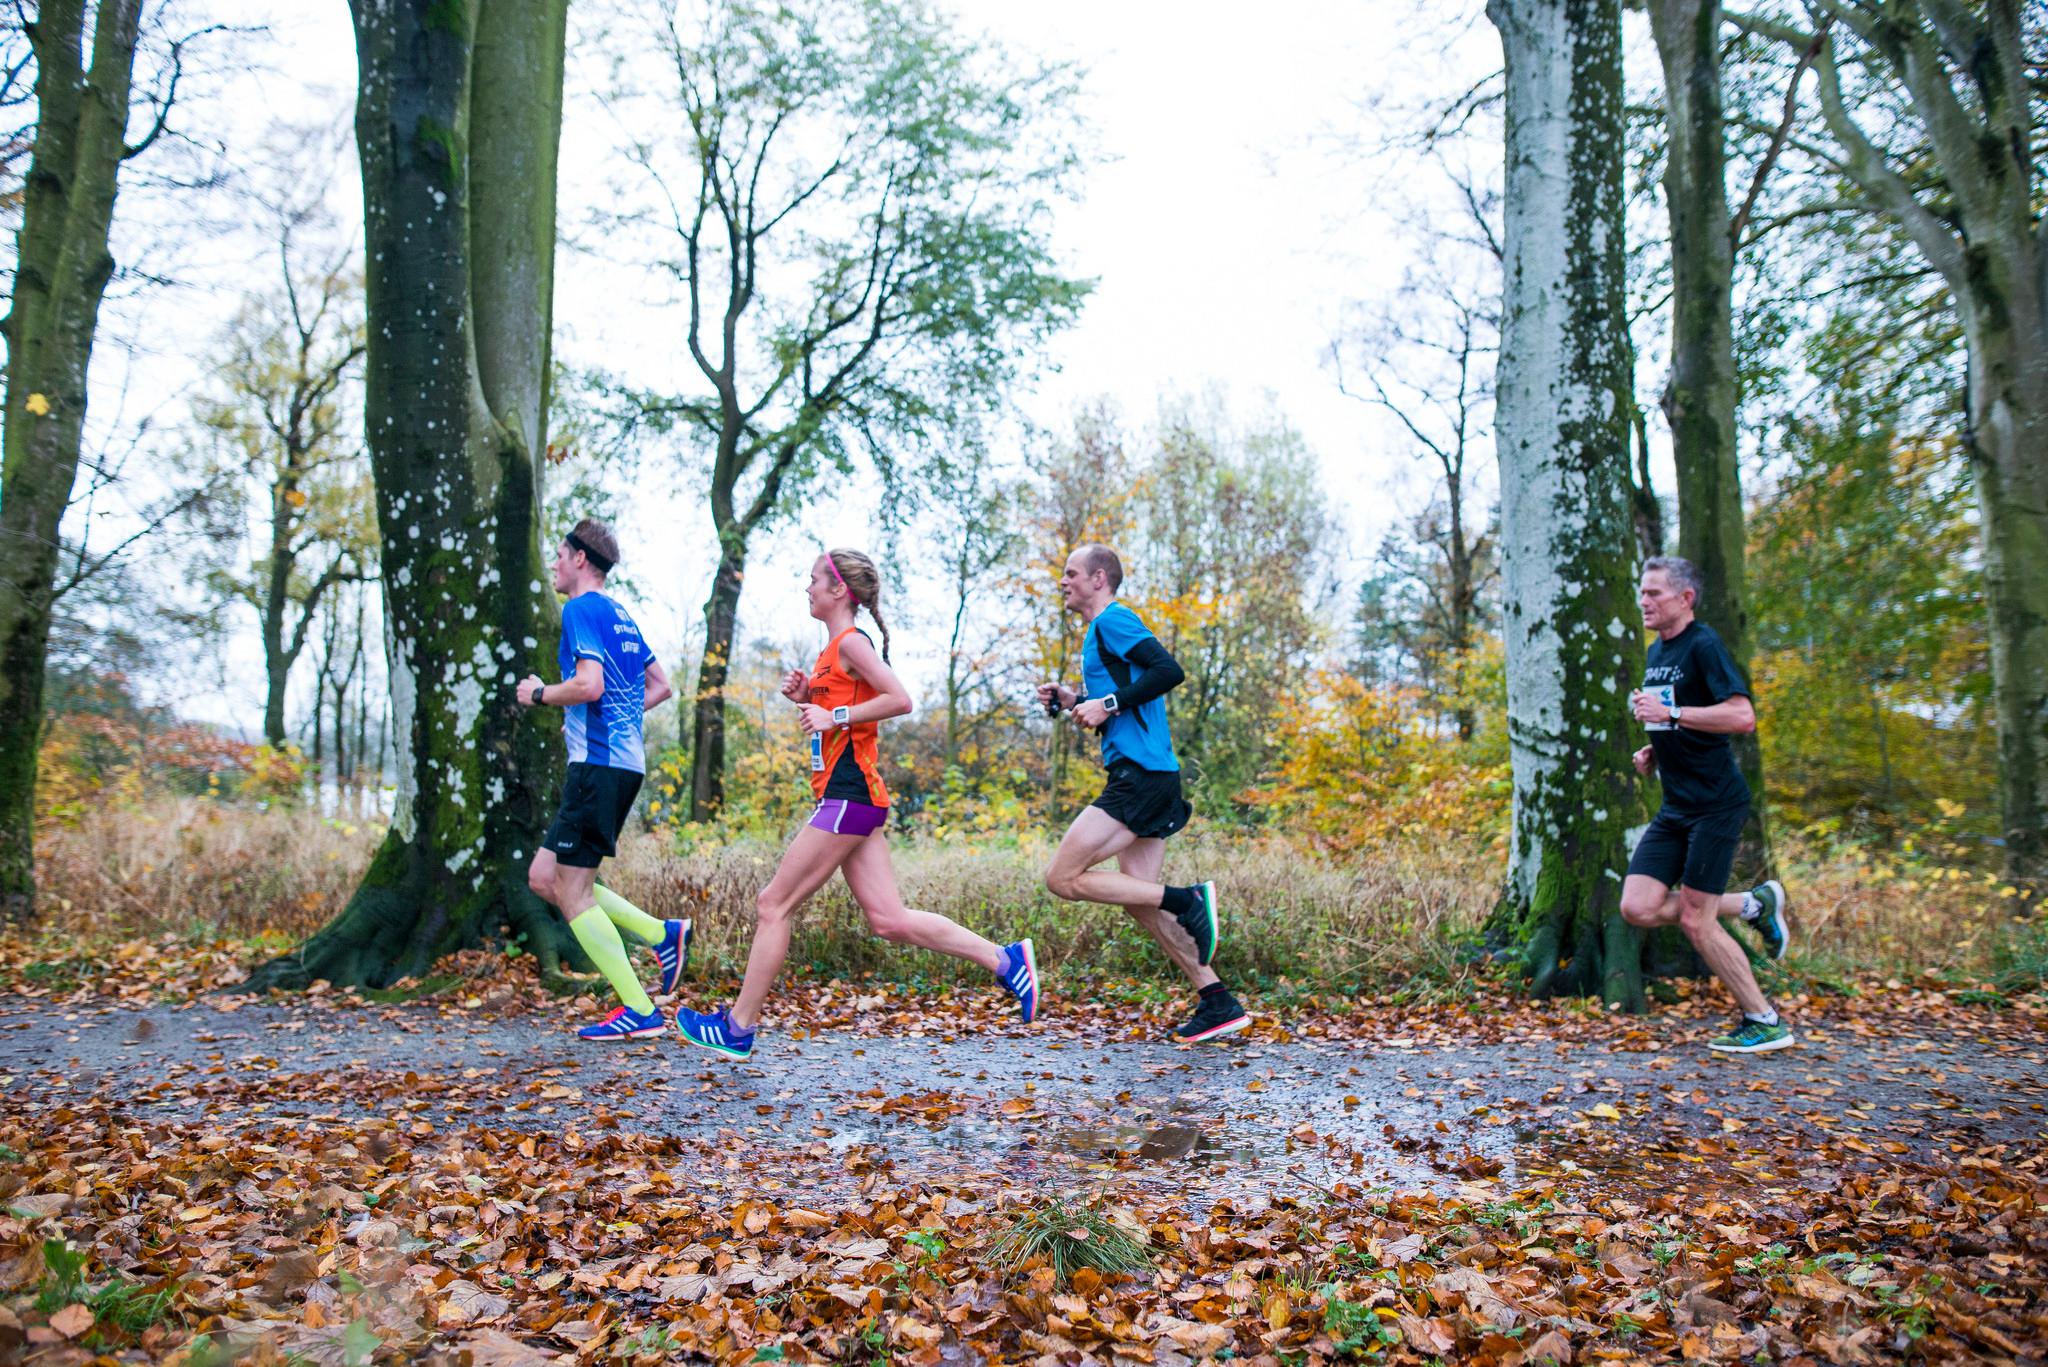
517, 657, 603, 706
799, 631, 912, 729
1683, 695, 1754, 733
1635, 690, 1753, 733
1109, 636, 1186, 708
643, 659, 673, 711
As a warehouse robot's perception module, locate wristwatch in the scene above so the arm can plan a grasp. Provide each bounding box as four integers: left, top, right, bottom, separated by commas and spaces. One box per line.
1102, 693, 1120, 715
535, 684, 546, 705
833, 705, 851, 728
1668, 704, 1683, 725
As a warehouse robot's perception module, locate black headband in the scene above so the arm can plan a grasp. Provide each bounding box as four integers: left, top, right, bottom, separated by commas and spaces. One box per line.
565, 532, 615, 573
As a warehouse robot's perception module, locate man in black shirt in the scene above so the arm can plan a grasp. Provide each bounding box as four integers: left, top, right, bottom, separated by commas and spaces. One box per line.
1619, 556, 1795, 1054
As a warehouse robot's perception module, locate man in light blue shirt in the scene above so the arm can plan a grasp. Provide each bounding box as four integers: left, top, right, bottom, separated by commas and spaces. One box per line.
1036, 544, 1250, 1043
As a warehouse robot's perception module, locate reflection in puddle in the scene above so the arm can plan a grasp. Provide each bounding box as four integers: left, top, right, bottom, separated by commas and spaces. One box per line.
739, 1089, 1524, 1208
1052, 1122, 1261, 1170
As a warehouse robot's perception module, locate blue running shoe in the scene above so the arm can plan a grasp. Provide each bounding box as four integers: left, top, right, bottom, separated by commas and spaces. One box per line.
999, 939, 1040, 1024
674, 1004, 755, 1060
577, 1005, 666, 1042
651, 918, 693, 995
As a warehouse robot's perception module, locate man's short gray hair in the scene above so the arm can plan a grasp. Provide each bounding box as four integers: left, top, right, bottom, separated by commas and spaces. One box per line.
1643, 555, 1703, 603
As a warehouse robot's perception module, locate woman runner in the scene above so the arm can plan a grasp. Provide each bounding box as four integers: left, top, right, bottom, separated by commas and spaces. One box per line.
673, 548, 1040, 1058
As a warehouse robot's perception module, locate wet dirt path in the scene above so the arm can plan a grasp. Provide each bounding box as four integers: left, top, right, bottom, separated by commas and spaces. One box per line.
4, 995, 2041, 1204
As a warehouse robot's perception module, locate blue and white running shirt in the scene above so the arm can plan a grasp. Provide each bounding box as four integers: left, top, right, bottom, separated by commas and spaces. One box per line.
1081, 602, 1180, 772
558, 592, 653, 773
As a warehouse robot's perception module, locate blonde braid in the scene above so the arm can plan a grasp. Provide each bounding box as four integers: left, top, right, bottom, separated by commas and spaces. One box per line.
826, 548, 891, 662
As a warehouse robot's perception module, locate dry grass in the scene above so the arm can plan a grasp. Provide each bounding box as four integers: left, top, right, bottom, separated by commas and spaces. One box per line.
35, 798, 375, 940
25, 799, 2043, 996
604, 826, 1500, 992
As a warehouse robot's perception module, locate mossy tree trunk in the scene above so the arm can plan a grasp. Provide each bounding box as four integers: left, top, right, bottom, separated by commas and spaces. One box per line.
1647, 0, 1769, 883
244, 0, 575, 990
0, 0, 149, 921
1487, 0, 1653, 1008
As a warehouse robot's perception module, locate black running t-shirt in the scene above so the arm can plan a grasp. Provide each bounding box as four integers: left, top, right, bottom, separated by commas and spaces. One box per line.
1641, 620, 1751, 815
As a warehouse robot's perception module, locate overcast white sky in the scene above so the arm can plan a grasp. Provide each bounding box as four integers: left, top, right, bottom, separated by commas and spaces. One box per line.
92, 0, 1511, 737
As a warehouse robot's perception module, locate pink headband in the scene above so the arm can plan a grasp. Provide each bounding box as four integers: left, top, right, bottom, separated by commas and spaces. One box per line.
822, 551, 846, 587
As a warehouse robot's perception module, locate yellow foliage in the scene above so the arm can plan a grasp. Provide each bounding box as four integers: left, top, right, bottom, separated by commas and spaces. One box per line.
1244, 664, 1509, 851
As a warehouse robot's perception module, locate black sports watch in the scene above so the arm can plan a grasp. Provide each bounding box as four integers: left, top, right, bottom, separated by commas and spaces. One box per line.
535, 684, 546, 705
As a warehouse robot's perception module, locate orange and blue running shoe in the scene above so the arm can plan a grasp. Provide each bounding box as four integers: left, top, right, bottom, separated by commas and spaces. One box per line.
577, 1005, 666, 1041
674, 1004, 755, 1059
651, 918, 693, 995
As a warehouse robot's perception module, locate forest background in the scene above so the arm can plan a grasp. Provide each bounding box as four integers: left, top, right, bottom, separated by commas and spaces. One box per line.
7, 0, 2038, 1004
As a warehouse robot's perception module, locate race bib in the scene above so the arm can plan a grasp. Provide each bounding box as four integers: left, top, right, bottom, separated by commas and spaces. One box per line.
1643, 684, 1677, 731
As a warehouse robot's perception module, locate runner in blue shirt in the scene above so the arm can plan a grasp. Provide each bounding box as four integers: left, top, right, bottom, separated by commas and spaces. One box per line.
1035, 544, 1250, 1043
515, 519, 691, 1041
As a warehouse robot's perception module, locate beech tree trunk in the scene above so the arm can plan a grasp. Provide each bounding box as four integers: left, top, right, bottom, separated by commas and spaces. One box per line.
1735, 0, 2048, 890
0, 0, 148, 921
1648, 0, 1769, 881
1487, 0, 1653, 1008
244, 0, 574, 990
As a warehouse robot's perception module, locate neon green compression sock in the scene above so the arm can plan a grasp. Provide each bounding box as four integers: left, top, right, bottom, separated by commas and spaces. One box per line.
594, 883, 666, 944
568, 907, 654, 1014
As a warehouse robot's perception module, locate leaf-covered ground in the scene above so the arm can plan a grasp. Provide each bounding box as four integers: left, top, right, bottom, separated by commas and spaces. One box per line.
0, 954, 2042, 1365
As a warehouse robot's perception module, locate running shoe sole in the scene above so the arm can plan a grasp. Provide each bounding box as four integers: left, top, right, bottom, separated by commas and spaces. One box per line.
676, 1035, 753, 1060
1708, 1031, 1795, 1054
1757, 880, 1790, 960
1177, 1011, 1251, 1045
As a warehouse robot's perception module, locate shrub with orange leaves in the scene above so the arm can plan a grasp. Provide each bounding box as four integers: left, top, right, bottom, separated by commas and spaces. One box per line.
37, 709, 263, 826
1242, 666, 1509, 851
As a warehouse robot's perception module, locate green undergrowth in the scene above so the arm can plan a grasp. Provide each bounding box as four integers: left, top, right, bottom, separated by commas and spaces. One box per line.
31, 1240, 182, 1346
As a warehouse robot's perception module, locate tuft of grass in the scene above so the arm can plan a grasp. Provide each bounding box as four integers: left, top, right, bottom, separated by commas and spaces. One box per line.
985, 1197, 1151, 1286
86, 1279, 180, 1336
361, 974, 463, 1004
1948, 987, 2009, 1008
1989, 920, 2048, 995
31, 1240, 180, 1339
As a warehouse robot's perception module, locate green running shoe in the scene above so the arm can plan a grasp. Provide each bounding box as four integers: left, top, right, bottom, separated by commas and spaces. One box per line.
1745, 879, 1790, 960
1708, 1015, 1795, 1054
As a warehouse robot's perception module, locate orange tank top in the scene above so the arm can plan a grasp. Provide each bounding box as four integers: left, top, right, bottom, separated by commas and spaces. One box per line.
809, 627, 889, 806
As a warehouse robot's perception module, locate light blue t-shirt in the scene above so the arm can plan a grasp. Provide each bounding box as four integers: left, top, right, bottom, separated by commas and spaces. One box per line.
1081, 602, 1179, 772
558, 591, 652, 773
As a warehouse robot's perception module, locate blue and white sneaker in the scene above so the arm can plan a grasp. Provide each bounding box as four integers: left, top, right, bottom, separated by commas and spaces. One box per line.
999, 939, 1040, 1024
651, 918, 693, 995
674, 1004, 755, 1060
577, 1005, 667, 1042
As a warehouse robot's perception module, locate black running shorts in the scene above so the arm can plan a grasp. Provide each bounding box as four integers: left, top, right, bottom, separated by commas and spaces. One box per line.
543, 762, 644, 868
1626, 804, 1748, 895
1090, 760, 1193, 840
